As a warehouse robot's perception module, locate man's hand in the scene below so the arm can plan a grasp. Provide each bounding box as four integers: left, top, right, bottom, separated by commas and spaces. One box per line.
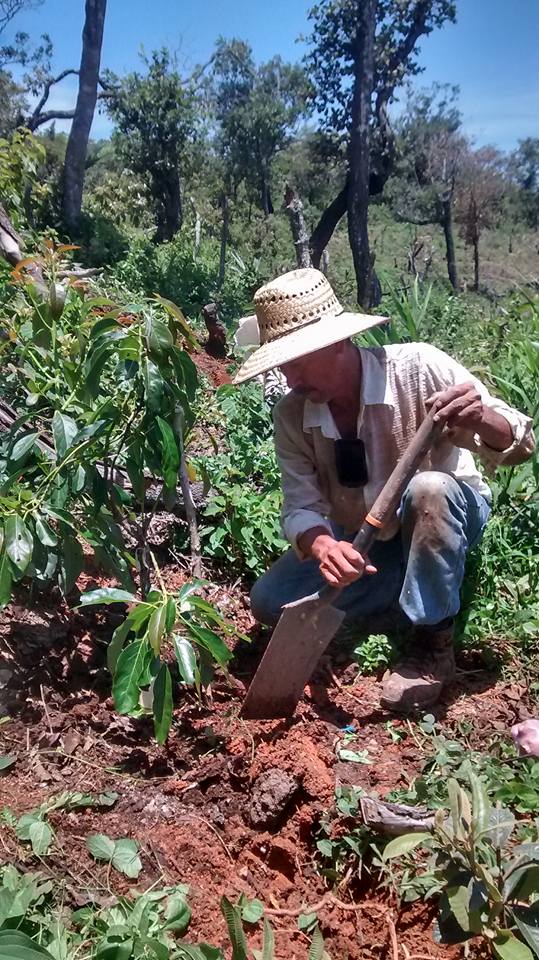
426, 381, 484, 431
512, 719, 539, 758
426, 382, 513, 452
298, 529, 377, 587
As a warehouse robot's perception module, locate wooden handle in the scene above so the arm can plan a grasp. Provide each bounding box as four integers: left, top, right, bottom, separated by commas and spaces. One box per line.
317, 407, 444, 605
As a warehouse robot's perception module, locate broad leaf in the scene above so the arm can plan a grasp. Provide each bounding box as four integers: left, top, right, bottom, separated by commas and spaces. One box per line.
52, 412, 78, 460
35, 517, 58, 548
0, 551, 12, 607
5, 516, 33, 575
446, 884, 471, 934
189, 624, 232, 667
10, 432, 38, 463
382, 832, 430, 860
163, 892, 192, 932
80, 588, 137, 606
28, 819, 53, 856
148, 604, 166, 655
153, 663, 173, 745
111, 838, 142, 878
174, 635, 197, 685
240, 897, 264, 924
113, 641, 151, 714
470, 771, 490, 836
485, 806, 516, 849
0, 930, 55, 959
86, 833, 115, 861
58, 536, 83, 594
493, 931, 534, 960
513, 903, 539, 959
156, 416, 180, 488
0, 755, 15, 771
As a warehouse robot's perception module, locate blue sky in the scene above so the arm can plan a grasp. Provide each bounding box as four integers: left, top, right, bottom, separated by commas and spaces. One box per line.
5, 0, 539, 151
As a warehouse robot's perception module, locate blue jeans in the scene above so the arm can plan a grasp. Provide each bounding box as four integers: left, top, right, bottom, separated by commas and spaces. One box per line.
251, 472, 491, 628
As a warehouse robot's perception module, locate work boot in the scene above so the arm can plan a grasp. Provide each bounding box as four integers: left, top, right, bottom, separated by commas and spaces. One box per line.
380, 619, 456, 713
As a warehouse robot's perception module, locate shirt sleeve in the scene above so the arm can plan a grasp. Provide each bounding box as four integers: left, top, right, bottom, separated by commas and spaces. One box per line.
273, 398, 333, 555
418, 344, 536, 469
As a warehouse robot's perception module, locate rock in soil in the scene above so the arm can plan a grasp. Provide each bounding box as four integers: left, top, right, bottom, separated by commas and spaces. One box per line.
249, 767, 300, 829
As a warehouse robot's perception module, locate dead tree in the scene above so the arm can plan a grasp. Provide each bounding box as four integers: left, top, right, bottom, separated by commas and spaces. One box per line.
284, 185, 311, 268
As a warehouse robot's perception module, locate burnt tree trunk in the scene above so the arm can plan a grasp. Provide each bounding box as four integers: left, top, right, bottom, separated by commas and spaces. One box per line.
284, 186, 311, 268
310, 182, 348, 268
217, 192, 229, 288
260, 169, 274, 216
62, 0, 107, 228
441, 194, 459, 291
156, 173, 182, 242
473, 236, 480, 291
347, 0, 377, 308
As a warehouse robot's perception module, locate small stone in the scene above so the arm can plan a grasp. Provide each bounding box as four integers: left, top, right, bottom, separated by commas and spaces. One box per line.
249, 767, 300, 829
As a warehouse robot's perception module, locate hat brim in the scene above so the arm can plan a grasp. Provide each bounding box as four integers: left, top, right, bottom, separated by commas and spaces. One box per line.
232, 309, 388, 384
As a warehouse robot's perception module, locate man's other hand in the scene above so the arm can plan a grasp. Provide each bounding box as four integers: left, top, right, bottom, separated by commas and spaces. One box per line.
300, 531, 376, 587
512, 719, 539, 758
426, 381, 484, 431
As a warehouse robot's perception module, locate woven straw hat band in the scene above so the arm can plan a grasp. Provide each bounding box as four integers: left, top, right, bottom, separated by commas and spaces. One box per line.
254, 268, 343, 345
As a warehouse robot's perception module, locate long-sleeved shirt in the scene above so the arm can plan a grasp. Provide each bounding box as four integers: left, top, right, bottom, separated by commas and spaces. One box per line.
273, 343, 536, 551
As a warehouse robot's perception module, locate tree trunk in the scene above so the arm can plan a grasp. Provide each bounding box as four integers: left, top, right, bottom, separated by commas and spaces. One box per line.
310, 182, 348, 267
284, 186, 311, 268
347, 0, 377, 308
217, 192, 229, 288
473, 236, 479, 291
441, 196, 459, 291
62, 0, 107, 229
156, 173, 182, 242
261, 169, 273, 215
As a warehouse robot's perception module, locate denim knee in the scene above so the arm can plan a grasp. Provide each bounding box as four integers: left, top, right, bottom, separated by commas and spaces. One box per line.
401, 471, 464, 519
250, 574, 280, 627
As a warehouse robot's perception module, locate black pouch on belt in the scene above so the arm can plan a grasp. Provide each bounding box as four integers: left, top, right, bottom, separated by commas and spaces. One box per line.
334, 438, 369, 487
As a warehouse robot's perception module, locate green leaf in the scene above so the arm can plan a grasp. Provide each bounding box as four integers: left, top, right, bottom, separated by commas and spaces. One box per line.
0, 551, 12, 607
174, 635, 197, 685
52, 412, 78, 460
382, 832, 430, 861
308, 926, 325, 960
189, 624, 232, 667
446, 885, 471, 934
493, 931, 534, 960
153, 295, 199, 350
145, 313, 174, 354
261, 919, 275, 960
513, 903, 539, 959
148, 603, 167, 655
79, 588, 137, 606
58, 536, 83, 594
35, 517, 57, 548
240, 897, 264, 924
10, 432, 38, 462
28, 819, 53, 856
5, 516, 33, 575
153, 663, 173, 745
16, 812, 41, 840
0, 755, 15, 771
220, 897, 248, 960
86, 833, 116, 861
156, 416, 180, 488
143, 359, 164, 412
165, 596, 177, 631
113, 641, 151, 714
485, 807, 515, 849
163, 892, 192, 932
298, 913, 318, 934
0, 930, 55, 959
470, 771, 490, 836
338, 748, 371, 764
111, 838, 142, 878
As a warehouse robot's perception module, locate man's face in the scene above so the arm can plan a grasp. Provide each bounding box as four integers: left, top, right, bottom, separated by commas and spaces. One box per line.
280, 343, 344, 403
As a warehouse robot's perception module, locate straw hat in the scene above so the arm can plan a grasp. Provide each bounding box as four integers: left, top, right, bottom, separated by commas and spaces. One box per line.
233, 268, 387, 384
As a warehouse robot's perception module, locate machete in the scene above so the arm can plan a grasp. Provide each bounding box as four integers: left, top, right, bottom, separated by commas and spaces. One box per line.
241, 406, 444, 719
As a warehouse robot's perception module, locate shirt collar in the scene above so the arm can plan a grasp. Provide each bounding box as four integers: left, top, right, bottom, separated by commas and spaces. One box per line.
302, 347, 394, 438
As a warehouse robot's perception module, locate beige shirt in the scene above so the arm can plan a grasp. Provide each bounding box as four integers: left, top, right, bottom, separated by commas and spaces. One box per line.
273, 343, 536, 551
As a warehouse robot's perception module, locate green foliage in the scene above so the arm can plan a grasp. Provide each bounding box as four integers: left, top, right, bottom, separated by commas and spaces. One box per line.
352, 632, 393, 674
81, 579, 246, 742
2, 790, 117, 858
86, 834, 142, 878
0, 128, 48, 226
382, 772, 539, 958
0, 240, 198, 605
197, 383, 288, 578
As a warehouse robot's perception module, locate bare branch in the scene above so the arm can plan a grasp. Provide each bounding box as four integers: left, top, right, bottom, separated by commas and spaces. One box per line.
27, 108, 76, 131
0, 0, 42, 35
29, 67, 79, 124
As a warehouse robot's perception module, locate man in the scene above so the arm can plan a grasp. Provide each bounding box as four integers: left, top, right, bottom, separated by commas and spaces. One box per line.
233, 268, 535, 712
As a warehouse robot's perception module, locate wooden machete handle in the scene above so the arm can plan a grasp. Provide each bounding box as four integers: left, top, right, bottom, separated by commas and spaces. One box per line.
317, 406, 444, 605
